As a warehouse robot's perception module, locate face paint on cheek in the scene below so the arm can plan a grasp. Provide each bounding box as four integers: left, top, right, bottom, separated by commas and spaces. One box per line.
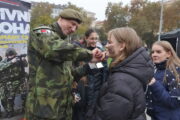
107, 45, 115, 55
109, 49, 115, 55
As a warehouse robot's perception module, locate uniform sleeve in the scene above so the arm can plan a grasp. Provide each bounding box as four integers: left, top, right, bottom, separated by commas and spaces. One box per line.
0, 61, 12, 72
149, 80, 180, 108
29, 31, 92, 63
72, 63, 90, 81
94, 77, 133, 120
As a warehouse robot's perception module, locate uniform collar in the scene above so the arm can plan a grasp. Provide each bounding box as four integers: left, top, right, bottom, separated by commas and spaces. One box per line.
51, 22, 67, 39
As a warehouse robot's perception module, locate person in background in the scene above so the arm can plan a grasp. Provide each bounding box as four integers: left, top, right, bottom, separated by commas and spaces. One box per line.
91, 27, 154, 120
0, 53, 18, 118
84, 29, 108, 120
71, 36, 87, 120
146, 41, 180, 120
0, 48, 27, 118
25, 8, 103, 120
72, 36, 86, 48
72, 28, 108, 120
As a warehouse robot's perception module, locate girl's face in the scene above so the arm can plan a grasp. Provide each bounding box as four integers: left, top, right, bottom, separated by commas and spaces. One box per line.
151, 44, 171, 63
105, 34, 125, 59
86, 32, 98, 47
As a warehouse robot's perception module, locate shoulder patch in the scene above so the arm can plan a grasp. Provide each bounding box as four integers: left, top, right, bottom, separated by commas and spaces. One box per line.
33, 26, 53, 34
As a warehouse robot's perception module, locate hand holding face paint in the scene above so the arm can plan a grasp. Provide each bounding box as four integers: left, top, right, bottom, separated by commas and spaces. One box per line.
91, 48, 104, 62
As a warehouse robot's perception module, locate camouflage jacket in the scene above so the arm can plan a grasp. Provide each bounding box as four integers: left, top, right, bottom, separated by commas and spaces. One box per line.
0, 60, 12, 72
26, 22, 92, 120
0, 60, 12, 83
0, 58, 26, 83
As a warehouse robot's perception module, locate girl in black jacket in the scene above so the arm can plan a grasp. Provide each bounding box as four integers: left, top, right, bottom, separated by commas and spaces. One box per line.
91, 27, 154, 120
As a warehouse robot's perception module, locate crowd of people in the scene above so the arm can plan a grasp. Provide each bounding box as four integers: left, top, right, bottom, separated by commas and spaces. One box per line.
0, 8, 179, 120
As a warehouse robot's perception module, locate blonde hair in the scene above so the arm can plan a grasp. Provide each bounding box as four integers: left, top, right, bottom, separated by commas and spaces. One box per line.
152, 41, 180, 83
108, 27, 142, 68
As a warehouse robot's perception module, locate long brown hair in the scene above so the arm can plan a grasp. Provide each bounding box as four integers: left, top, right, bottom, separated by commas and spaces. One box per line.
152, 41, 180, 83
108, 27, 142, 68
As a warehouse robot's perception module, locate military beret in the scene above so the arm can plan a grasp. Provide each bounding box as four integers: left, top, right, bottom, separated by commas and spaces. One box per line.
60, 9, 83, 24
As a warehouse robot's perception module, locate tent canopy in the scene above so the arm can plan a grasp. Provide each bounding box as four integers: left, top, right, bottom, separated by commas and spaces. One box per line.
160, 28, 180, 57
161, 28, 180, 40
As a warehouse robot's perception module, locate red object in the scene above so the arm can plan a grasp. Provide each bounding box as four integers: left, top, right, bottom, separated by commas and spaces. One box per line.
0, 0, 19, 6
41, 29, 47, 33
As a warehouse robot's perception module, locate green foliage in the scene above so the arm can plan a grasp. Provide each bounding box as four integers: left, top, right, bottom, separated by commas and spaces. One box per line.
30, 2, 54, 28
163, 0, 180, 31
33, 15, 53, 27
65, 2, 94, 36
96, 28, 107, 44
104, 0, 179, 47
30, 0, 179, 48
30, 1, 94, 38
104, 2, 130, 31
129, 2, 160, 46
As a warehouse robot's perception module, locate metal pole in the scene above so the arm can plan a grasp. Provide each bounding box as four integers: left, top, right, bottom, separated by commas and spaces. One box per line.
158, 0, 164, 41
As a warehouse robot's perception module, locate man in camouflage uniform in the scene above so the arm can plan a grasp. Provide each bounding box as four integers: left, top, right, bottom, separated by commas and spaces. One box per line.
0, 59, 14, 71
0, 54, 15, 117
0, 48, 28, 118
25, 9, 103, 120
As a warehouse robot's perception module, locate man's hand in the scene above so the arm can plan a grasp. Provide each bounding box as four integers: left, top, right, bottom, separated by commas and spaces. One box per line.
101, 51, 108, 61
91, 48, 103, 63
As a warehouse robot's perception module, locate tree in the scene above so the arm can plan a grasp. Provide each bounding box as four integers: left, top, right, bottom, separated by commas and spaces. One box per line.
96, 27, 107, 45
104, 2, 130, 31
65, 2, 95, 40
129, 0, 147, 15
30, 2, 54, 28
163, 0, 180, 31
103, 0, 179, 47
129, 1, 160, 46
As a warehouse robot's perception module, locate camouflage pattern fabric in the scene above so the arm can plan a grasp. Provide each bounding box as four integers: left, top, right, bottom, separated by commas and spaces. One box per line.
25, 22, 92, 120
0, 61, 13, 101
0, 58, 27, 114
0, 61, 12, 72
1, 81, 21, 113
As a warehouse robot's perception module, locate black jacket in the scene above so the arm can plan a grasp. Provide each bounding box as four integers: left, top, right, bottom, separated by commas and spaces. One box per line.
92, 47, 154, 120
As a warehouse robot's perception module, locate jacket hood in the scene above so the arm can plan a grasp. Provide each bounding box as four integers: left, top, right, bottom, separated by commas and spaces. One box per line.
111, 47, 154, 88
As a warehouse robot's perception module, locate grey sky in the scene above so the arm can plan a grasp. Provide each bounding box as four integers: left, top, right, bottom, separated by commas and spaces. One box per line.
30, 0, 159, 21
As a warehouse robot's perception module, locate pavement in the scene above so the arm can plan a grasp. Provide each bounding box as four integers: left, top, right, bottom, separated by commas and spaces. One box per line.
0, 114, 24, 120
